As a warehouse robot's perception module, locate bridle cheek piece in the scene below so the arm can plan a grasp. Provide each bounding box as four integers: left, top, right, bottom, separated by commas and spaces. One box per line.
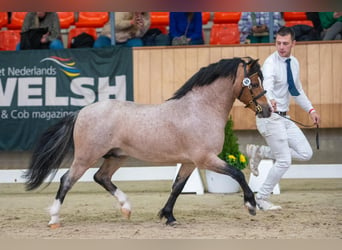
238, 62, 267, 115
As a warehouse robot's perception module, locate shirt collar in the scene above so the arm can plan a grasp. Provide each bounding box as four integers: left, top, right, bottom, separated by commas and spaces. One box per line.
276, 51, 292, 62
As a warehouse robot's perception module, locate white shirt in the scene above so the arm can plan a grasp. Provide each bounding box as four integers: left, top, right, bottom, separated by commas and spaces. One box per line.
262, 51, 313, 113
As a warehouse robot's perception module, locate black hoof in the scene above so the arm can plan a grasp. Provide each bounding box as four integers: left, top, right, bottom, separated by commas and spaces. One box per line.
159, 208, 177, 225
166, 220, 178, 226
245, 201, 257, 216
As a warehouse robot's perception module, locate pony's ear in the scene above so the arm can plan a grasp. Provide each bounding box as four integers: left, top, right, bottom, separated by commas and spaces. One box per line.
241, 56, 251, 64
249, 58, 260, 67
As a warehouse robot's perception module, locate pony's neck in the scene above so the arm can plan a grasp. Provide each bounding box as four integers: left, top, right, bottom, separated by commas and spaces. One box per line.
186, 77, 236, 118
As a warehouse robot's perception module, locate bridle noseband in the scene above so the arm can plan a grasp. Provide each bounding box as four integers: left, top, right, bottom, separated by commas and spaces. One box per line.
237, 61, 267, 114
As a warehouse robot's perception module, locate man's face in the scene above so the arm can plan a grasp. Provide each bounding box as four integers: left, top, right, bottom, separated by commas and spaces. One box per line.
275, 34, 295, 58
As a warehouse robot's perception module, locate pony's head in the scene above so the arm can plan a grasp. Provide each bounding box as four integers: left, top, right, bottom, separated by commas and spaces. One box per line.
235, 57, 272, 118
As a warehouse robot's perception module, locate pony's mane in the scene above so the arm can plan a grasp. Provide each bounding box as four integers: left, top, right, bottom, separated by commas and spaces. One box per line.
168, 57, 261, 100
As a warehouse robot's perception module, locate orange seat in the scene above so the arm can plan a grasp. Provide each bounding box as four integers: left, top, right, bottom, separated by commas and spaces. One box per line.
213, 12, 241, 24
0, 12, 8, 28
57, 12, 75, 29
210, 23, 240, 45
150, 12, 169, 34
75, 12, 109, 28
285, 20, 313, 27
202, 12, 211, 25
68, 27, 97, 48
7, 12, 27, 30
0, 30, 21, 50
283, 12, 308, 21
150, 12, 169, 25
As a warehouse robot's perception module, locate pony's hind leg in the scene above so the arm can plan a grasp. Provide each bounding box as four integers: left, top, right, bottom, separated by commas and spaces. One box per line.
49, 161, 90, 227
94, 156, 131, 219
159, 163, 195, 225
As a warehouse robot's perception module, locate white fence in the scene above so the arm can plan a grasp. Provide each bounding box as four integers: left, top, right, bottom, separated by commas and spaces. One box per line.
0, 164, 205, 195
1, 161, 341, 195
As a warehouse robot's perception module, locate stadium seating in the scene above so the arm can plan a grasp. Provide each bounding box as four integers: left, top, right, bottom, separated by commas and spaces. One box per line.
57, 12, 75, 29
285, 20, 313, 27
150, 12, 169, 34
213, 12, 241, 24
67, 27, 97, 48
210, 23, 240, 44
75, 12, 109, 28
6, 12, 27, 30
0, 30, 21, 50
0, 12, 8, 29
283, 12, 313, 27
283, 12, 308, 21
202, 12, 211, 25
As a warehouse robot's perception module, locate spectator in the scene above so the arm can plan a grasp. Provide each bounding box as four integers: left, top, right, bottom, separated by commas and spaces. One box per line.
306, 12, 323, 37
93, 12, 150, 48
238, 12, 283, 44
319, 12, 342, 40
169, 12, 204, 45
17, 12, 64, 50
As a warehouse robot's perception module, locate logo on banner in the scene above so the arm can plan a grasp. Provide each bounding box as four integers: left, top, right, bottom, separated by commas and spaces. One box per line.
40, 56, 81, 77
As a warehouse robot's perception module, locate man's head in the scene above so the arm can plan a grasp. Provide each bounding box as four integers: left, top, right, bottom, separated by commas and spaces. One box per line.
275, 26, 296, 58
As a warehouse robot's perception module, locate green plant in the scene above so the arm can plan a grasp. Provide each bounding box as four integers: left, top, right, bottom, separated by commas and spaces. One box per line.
218, 116, 248, 170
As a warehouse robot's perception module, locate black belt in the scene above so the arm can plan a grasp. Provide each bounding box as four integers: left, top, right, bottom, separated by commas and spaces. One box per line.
274, 111, 287, 116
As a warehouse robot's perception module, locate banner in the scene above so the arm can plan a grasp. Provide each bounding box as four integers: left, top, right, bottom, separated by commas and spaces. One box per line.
0, 47, 133, 150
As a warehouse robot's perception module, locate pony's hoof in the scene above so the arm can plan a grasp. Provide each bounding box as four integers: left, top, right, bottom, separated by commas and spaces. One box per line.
166, 220, 179, 227
245, 202, 257, 216
49, 223, 61, 229
121, 208, 131, 219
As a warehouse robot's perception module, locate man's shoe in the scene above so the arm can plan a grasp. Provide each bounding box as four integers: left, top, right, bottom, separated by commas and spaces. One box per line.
246, 144, 262, 176
256, 196, 282, 211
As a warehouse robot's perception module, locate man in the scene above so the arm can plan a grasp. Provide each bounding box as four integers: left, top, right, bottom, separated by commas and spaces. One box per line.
319, 12, 342, 40
246, 26, 320, 210
238, 12, 283, 44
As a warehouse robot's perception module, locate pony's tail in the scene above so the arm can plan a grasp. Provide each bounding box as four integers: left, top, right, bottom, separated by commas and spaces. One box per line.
23, 112, 79, 191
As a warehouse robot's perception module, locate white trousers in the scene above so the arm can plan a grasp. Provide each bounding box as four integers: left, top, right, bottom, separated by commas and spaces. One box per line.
256, 113, 313, 199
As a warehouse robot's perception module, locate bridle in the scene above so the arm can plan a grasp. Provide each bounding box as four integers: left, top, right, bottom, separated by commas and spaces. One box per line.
237, 61, 267, 114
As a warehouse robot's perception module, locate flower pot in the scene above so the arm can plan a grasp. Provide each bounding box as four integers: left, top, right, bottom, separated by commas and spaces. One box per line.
205, 170, 240, 193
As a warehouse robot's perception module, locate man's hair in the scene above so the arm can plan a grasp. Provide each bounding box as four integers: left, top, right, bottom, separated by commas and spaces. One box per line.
276, 26, 295, 40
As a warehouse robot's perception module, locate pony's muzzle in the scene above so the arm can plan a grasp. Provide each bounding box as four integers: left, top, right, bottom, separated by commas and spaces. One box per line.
256, 104, 272, 118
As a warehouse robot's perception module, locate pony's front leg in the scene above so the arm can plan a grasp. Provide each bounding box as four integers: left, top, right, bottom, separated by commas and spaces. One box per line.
159, 163, 195, 225
207, 156, 257, 216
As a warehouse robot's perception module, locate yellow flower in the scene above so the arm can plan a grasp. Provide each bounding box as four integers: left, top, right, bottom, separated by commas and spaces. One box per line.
228, 155, 236, 161
239, 154, 246, 163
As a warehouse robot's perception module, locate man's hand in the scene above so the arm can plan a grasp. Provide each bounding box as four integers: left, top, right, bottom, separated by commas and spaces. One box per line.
310, 111, 320, 125
40, 32, 49, 43
270, 99, 277, 112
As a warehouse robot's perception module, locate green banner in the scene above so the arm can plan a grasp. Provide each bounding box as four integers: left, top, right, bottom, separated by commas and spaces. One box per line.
0, 46, 133, 150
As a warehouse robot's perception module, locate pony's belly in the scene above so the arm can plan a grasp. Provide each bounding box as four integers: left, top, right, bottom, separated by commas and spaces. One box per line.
121, 147, 189, 164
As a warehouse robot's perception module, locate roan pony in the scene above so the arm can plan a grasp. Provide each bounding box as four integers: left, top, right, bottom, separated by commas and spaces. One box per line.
24, 57, 271, 227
